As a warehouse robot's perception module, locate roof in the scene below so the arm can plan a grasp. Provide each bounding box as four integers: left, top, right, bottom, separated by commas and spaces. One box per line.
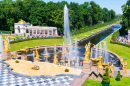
18, 20, 26, 23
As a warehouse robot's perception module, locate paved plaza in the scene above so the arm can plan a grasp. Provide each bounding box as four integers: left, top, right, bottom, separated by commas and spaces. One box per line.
0, 61, 74, 86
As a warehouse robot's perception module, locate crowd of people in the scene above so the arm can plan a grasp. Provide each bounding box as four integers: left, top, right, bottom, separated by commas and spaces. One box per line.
114, 36, 130, 45
13, 34, 59, 41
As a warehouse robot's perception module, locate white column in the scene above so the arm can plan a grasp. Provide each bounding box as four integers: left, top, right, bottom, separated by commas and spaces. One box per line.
40, 30, 41, 34
32, 29, 33, 34
44, 30, 45, 35
52, 30, 53, 36
29, 29, 30, 34
36, 30, 37, 35
55, 30, 57, 35
48, 30, 49, 36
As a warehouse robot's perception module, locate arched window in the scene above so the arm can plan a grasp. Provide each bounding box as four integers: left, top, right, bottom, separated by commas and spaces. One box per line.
26, 29, 29, 33
17, 26, 20, 33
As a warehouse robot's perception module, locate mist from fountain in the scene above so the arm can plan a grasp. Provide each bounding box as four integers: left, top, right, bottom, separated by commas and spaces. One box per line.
99, 43, 102, 55
104, 41, 108, 63
64, 5, 71, 45
91, 48, 93, 58
54, 44, 57, 54
0, 35, 3, 60
33, 51, 35, 62
95, 45, 98, 59
43, 48, 49, 55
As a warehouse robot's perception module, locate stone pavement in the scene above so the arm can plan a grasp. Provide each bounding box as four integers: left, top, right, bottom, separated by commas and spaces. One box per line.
0, 62, 74, 86
69, 73, 89, 86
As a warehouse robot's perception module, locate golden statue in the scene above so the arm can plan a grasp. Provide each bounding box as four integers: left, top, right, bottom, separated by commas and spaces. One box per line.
88, 42, 91, 48
84, 44, 90, 61
110, 64, 114, 72
119, 56, 124, 63
12, 52, 17, 59
54, 54, 58, 64
64, 47, 68, 54
68, 58, 70, 67
34, 47, 39, 60
93, 44, 96, 48
98, 54, 103, 69
3, 36, 10, 51
107, 62, 110, 68
123, 62, 127, 73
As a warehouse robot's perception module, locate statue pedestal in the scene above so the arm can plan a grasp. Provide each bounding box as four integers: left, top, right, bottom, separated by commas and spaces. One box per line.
3, 51, 11, 60
123, 72, 126, 78
98, 68, 103, 75
34, 59, 39, 62
82, 60, 92, 74
21, 55, 27, 60
110, 72, 114, 77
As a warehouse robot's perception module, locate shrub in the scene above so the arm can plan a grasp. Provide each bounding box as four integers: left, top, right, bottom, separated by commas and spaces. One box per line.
110, 40, 130, 48
115, 71, 121, 80
15, 60, 19, 63
101, 68, 110, 84
65, 69, 69, 72
24, 33, 26, 37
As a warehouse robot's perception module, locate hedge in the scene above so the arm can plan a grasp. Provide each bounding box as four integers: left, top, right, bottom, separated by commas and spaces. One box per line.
110, 40, 130, 48
111, 30, 120, 40
10, 36, 63, 44
0, 30, 11, 34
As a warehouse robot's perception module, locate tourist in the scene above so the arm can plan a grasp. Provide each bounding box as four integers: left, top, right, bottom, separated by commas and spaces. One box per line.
82, 60, 83, 66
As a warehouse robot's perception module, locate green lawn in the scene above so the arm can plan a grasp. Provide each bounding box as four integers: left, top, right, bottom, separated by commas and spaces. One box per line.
10, 39, 64, 51
83, 77, 130, 86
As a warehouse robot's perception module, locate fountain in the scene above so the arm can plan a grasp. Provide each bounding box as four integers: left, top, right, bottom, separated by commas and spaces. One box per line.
54, 44, 57, 54
43, 48, 49, 55
64, 5, 71, 45
0, 35, 3, 60
43, 48, 50, 62
103, 41, 108, 63
99, 43, 102, 55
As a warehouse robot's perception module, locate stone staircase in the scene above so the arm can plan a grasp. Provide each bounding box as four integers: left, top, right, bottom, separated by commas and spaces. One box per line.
69, 73, 89, 86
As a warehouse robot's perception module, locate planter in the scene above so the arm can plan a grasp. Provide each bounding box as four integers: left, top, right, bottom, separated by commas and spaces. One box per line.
116, 78, 120, 81
101, 82, 110, 86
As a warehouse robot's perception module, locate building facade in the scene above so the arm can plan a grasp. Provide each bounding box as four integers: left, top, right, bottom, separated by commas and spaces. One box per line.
14, 20, 58, 36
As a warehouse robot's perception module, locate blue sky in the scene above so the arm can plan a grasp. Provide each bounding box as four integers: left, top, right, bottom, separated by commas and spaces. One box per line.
43, 0, 127, 14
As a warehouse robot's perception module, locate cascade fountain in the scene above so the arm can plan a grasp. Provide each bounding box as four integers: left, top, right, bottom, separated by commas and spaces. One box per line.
99, 43, 102, 55
103, 41, 108, 63
95, 45, 98, 59
91, 48, 93, 58
43, 48, 49, 55
0, 35, 3, 60
63, 5, 72, 61
54, 44, 57, 54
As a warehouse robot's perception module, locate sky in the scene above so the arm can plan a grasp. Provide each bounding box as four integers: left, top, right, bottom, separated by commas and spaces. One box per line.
43, 0, 128, 14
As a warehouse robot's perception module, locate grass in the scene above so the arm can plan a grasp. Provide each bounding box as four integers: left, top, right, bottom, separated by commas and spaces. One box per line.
83, 77, 130, 86
10, 39, 64, 51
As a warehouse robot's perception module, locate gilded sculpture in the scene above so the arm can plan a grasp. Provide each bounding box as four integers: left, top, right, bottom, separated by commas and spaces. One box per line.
3, 36, 10, 51
98, 54, 103, 69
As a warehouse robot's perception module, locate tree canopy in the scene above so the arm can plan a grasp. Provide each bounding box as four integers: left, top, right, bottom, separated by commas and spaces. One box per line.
0, 0, 116, 34
121, 0, 130, 32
